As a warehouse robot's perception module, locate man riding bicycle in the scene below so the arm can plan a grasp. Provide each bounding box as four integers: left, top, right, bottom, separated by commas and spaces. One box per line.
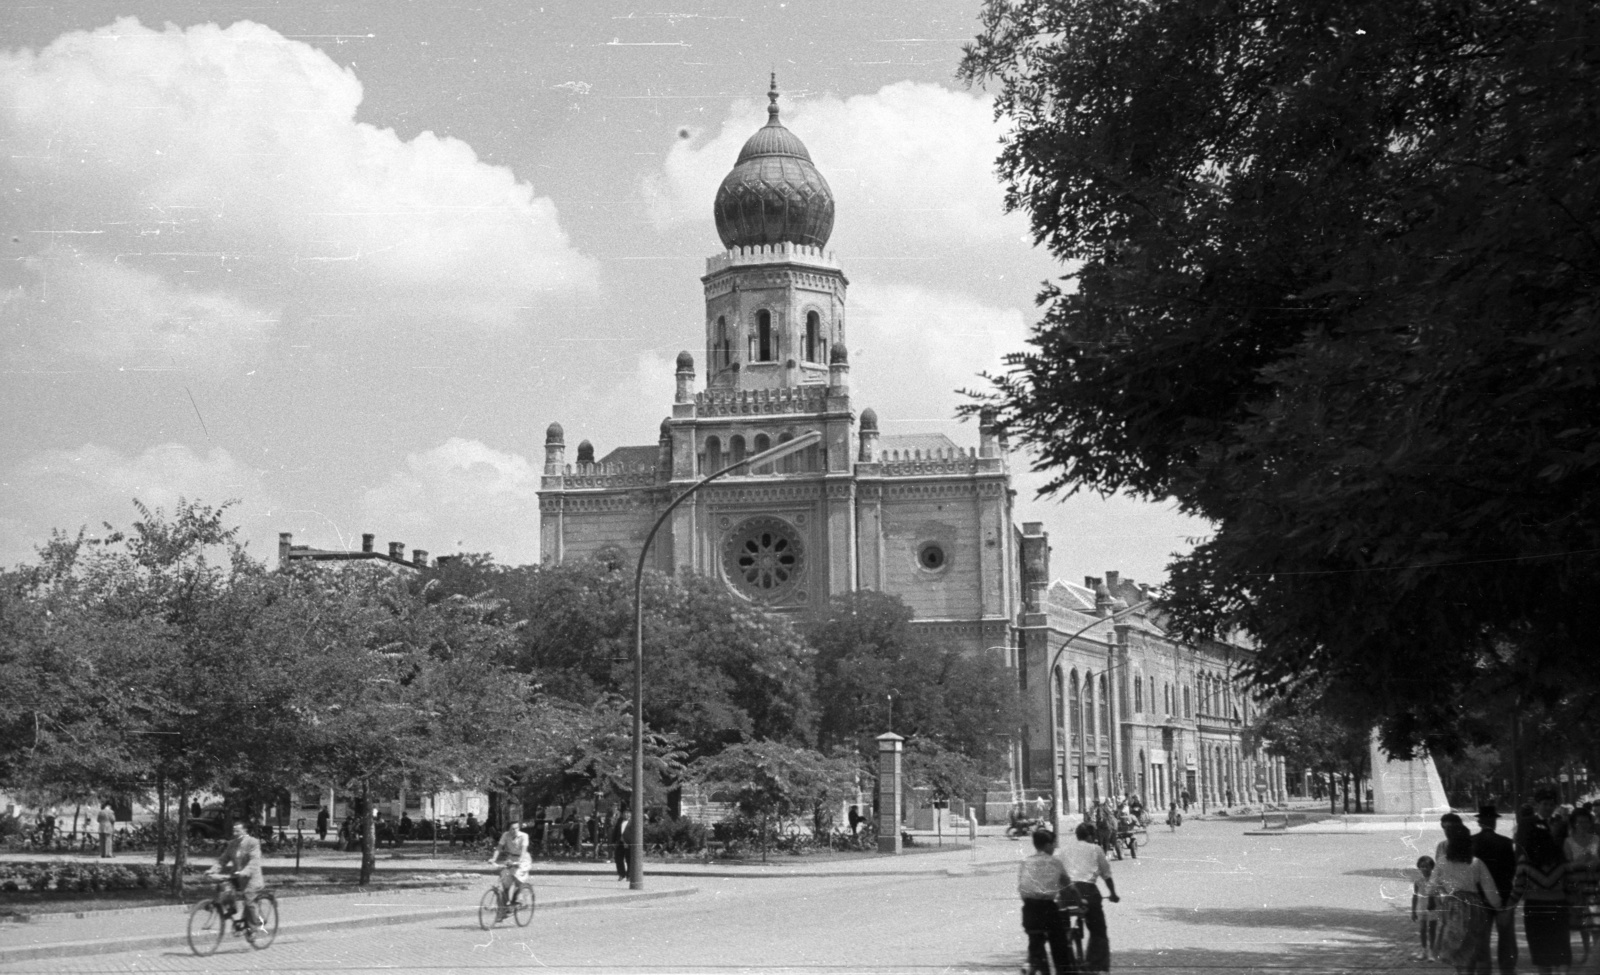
487, 817, 532, 919
212, 820, 265, 934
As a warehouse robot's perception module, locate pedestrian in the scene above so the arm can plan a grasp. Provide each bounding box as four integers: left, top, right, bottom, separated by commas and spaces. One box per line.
191, 799, 202, 819
316, 805, 329, 842
1034, 794, 1049, 822
96, 802, 116, 858
1180, 789, 1190, 813
399, 812, 413, 843
1166, 801, 1182, 832
848, 804, 862, 837
1061, 821, 1121, 972
1511, 826, 1573, 974
1564, 806, 1599, 961
1016, 828, 1073, 975
1470, 805, 1517, 975
612, 808, 631, 881
1429, 819, 1502, 975
1413, 855, 1441, 961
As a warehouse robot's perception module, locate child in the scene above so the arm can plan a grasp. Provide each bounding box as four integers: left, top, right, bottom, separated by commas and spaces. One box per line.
1166, 801, 1182, 831
1412, 855, 1439, 961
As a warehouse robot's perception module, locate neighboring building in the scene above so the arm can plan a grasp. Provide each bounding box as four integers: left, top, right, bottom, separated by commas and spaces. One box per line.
278, 531, 430, 571
536, 77, 1283, 821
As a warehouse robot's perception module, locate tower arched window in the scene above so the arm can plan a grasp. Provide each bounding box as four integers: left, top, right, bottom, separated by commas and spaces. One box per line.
805, 310, 820, 362
777, 432, 795, 474
704, 435, 722, 473
1099, 674, 1109, 736
1133, 675, 1143, 713
715, 316, 731, 370
729, 435, 747, 467
1183, 686, 1192, 719
757, 310, 774, 361
753, 433, 771, 474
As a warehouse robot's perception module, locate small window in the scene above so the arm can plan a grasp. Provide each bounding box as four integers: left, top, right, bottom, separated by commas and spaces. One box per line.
1183, 686, 1192, 719
752, 433, 771, 474
730, 435, 746, 466
704, 435, 722, 473
805, 311, 820, 362
917, 542, 947, 571
1133, 676, 1143, 714
757, 310, 773, 361
715, 316, 731, 370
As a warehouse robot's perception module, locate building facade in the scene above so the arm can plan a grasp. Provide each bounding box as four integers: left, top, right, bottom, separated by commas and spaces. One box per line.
536, 79, 1285, 819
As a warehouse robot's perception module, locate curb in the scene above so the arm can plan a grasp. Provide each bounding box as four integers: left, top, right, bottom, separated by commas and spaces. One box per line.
0, 885, 699, 965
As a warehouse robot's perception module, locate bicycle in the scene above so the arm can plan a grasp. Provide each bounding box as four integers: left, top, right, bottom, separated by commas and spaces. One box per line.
187, 874, 278, 955
479, 867, 535, 930
1021, 897, 1085, 975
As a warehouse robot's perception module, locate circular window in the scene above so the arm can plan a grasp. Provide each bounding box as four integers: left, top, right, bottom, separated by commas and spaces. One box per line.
918, 542, 948, 572
723, 517, 805, 600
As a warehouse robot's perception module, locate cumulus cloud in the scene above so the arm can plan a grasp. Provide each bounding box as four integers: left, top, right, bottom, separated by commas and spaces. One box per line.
645, 81, 1025, 254
846, 278, 1029, 427
358, 439, 541, 563
0, 443, 273, 567
0, 17, 597, 355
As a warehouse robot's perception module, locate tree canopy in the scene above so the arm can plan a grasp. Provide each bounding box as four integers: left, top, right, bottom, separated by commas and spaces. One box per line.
960, 0, 1600, 753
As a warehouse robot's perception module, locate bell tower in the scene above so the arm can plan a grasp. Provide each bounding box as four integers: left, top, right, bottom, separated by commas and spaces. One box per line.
702, 77, 847, 392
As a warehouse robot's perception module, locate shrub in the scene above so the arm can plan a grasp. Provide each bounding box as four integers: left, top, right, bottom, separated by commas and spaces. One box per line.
644, 816, 707, 854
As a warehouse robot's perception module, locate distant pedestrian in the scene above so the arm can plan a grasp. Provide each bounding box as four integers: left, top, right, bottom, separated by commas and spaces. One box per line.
1180, 789, 1191, 813
191, 799, 202, 819
1033, 794, 1049, 822
612, 809, 631, 881
399, 812, 413, 842
97, 803, 116, 858
848, 805, 862, 837
1166, 801, 1182, 832
1412, 856, 1440, 961
316, 806, 329, 842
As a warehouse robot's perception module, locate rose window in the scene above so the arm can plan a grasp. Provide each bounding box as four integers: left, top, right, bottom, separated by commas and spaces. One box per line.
723, 517, 804, 600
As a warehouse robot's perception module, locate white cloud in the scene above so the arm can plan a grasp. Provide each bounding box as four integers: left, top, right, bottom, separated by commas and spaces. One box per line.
645, 81, 1025, 255
0, 443, 273, 567
847, 278, 1030, 426
0, 17, 597, 350
1, 248, 277, 369
358, 439, 541, 562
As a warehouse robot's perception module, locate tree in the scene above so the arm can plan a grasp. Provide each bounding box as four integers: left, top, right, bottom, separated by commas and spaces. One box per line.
1253, 687, 1372, 814
689, 740, 857, 858
960, 0, 1600, 755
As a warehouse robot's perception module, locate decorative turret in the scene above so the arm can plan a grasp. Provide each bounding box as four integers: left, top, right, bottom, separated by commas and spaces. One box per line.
858, 406, 879, 462
577, 439, 595, 465
544, 422, 565, 474
829, 342, 849, 389
675, 350, 695, 404
713, 75, 835, 250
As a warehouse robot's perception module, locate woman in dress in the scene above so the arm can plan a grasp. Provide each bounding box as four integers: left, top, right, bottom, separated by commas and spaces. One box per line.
1513, 825, 1574, 974
1430, 819, 1504, 974
1564, 807, 1599, 961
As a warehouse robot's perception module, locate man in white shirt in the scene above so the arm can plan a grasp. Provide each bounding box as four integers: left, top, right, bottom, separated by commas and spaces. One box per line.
1060, 822, 1121, 972
488, 818, 533, 919
1016, 829, 1072, 975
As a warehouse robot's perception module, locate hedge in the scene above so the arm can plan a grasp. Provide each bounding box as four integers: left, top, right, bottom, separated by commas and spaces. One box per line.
0, 860, 204, 893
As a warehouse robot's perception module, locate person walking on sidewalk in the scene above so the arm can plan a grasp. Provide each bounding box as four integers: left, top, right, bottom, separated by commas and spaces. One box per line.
1061, 822, 1120, 972
316, 806, 329, 843
96, 802, 116, 858
1017, 828, 1073, 975
1470, 806, 1518, 975
612, 809, 631, 881
1429, 819, 1503, 975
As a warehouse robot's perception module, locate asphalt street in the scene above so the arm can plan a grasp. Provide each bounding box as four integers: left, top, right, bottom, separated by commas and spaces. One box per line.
0, 817, 1557, 974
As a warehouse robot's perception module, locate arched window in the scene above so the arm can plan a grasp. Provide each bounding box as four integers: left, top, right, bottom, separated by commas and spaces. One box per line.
1133, 676, 1143, 713
1183, 686, 1192, 718
715, 316, 731, 370
805, 310, 820, 362
1084, 671, 1096, 739
757, 310, 773, 361
753, 433, 771, 474
1099, 674, 1109, 735
729, 435, 746, 467
1165, 683, 1172, 715
704, 435, 722, 473
1069, 671, 1081, 745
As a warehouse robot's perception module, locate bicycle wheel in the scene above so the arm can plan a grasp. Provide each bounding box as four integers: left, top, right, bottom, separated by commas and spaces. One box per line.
478, 887, 502, 930
246, 892, 278, 949
187, 902, 225, 956
513, 882, 535, 927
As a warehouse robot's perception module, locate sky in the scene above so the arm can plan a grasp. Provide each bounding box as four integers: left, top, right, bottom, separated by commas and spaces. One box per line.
0, 0, 1209, 591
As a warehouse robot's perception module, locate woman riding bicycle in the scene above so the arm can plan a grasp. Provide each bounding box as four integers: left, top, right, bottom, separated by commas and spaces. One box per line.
487, 817, 532, 919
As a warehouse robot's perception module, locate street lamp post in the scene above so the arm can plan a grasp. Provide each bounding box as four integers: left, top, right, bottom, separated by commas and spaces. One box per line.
628, 430, 822, 890
1043, 600, 1151, 836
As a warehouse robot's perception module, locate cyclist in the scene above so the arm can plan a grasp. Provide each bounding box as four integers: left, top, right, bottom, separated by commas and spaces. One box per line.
1017, 827, 1073, 975
1061, 821, 1120, 972
214, 820, 266, 935
487, 816, 532, 919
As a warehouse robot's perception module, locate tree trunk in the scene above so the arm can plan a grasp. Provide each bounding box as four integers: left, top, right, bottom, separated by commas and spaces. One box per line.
1328, 772, 1336, 815
761, 811, 768, 863
172, 788, 190, 898
155, 774, 167, 867
359, 795, 376, 886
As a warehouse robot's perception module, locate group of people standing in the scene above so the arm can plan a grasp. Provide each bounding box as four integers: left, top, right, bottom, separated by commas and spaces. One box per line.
1414, 789, 1599, 975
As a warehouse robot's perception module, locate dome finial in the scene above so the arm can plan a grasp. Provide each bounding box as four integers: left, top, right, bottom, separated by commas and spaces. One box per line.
768, 71, 780, 123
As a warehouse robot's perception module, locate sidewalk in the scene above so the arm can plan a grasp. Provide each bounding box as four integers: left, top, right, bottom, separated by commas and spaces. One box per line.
0, 839, 1024, 963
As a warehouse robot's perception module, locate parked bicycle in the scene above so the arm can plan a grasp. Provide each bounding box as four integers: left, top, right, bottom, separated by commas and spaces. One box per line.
479, 867, 535, 930
187, 873, 278, 955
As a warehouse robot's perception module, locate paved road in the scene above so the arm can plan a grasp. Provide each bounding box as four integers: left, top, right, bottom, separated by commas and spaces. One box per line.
0, 817, 1566, 974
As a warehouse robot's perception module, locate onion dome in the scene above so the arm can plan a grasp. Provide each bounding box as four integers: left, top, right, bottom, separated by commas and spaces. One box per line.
676, 350, 695, 371
577, 440, 595, 464
860, 407, 878, 432
829, 343, 849, 365
713, 75, 835, 250
545, 422, 564, 444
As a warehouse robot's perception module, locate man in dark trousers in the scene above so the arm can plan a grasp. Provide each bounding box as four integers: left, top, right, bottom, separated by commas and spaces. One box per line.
611, 809, 631, 881
1472, 805, 1518, 975
316, 806, 330, 843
